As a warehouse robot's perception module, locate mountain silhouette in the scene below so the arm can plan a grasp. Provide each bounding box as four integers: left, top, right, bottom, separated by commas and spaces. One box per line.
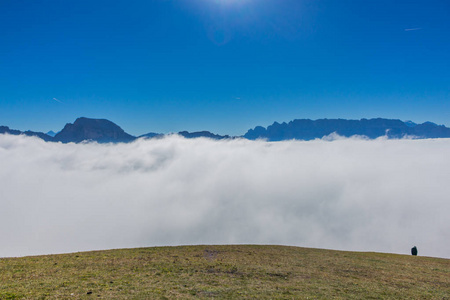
53, 117, 136, 143
244, 118, 450, 141
139, 132, 164, 139
2, 117, 450, 143
46, 130, 57, 137
0, 126, 53, 141
177, 131, 231, 140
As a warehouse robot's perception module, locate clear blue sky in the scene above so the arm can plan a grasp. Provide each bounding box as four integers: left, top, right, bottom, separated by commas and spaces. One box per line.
1, 0, 449, 136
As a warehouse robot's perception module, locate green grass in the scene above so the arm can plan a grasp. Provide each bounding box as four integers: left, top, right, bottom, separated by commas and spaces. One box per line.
0, 245, 449, 299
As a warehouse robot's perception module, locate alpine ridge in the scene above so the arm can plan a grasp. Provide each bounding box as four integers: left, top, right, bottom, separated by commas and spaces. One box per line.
1, 117, 450, 143
244, 118, 450, 141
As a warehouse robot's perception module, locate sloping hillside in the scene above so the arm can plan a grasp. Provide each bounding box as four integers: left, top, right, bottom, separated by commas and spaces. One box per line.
0, 245, 449, 299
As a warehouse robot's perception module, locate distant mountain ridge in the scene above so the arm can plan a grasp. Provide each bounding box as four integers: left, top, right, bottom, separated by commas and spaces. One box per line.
0, 117, 232, 143
244, 118, 450, 141
177, 131, 231, 140
0, 126, 54, 142
46, 130, 57, 137
1, 117, 450, 143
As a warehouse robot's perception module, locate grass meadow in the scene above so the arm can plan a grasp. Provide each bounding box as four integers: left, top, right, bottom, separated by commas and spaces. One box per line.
1, 245, 449, 299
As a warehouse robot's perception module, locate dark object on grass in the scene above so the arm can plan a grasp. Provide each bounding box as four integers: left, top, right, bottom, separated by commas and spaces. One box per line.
411, 246, 418, 256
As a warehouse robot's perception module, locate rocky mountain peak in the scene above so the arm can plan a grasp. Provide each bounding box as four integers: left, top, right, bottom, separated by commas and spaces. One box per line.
54, 117, 135, 143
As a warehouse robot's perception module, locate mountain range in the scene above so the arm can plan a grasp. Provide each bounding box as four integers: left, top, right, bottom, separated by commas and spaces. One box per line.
1, 117, 450, 143
244, 118, 450, 141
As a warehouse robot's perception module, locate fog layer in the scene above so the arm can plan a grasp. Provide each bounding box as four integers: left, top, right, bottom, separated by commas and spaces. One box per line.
1, 134, 449, 258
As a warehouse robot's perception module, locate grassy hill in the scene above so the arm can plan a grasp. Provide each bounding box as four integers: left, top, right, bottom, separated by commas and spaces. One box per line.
1, 245, 449, 299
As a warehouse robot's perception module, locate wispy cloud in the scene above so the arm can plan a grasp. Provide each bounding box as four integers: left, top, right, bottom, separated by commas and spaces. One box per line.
0, 135, 449, 258
404, 27, 422, 31
52, 97, 63, 103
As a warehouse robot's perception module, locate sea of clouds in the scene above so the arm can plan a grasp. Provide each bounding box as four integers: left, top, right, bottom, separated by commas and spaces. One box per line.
0, 134, 449, 258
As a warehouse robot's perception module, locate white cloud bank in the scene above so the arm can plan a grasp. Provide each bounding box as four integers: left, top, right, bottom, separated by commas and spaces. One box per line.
0, 134, 449, 258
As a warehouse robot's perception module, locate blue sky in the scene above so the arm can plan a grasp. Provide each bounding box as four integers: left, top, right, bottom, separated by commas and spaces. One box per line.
1, 0, 449, 136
